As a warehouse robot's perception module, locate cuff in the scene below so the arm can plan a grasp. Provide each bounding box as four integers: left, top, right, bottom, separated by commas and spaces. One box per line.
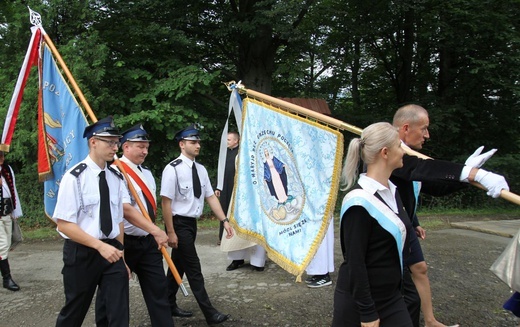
459, 165, 472, 182
474, 168, 488, 183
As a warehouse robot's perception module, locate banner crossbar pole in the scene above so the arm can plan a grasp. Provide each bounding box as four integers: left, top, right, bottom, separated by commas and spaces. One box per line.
234, 83, 520, 206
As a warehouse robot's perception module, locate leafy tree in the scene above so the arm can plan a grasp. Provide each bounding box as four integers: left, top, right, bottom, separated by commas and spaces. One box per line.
1, 0, 520, 225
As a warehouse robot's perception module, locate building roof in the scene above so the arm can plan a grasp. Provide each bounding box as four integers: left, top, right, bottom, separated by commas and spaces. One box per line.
278, 98, 331, 116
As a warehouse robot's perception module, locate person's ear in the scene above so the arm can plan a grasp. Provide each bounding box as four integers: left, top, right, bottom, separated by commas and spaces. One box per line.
381, 147, 389, 159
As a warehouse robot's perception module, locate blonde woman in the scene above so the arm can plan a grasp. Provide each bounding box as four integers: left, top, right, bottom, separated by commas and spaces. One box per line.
332, 122, 414, 327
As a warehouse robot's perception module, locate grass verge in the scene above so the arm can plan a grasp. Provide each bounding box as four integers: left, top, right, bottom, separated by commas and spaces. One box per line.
19, 209, 519, 241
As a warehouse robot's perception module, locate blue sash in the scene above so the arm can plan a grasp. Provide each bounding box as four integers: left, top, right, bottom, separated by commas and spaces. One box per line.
412, 181, 421, 215
340, 188, 407, 273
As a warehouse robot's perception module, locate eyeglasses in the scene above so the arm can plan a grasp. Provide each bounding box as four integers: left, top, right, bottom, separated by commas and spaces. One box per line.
95, 137, 121, 148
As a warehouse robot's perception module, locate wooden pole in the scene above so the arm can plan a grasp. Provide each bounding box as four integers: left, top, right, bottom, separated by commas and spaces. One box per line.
112, 158, 189, 297
42, 33, 97, 123
42, 28, 188, 295
241, 86, 520, 206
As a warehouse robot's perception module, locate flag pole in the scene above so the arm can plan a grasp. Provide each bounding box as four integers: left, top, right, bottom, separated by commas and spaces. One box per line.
227, 81, 520, 206
40, 32, 97, 123
29, 8, 188, 295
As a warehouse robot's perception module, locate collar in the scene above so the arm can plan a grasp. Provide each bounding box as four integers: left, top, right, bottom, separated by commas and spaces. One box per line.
179, 153, 196, 168
358, 174, 397, 197
85, 155, 107, 174
120, 155, 140, 170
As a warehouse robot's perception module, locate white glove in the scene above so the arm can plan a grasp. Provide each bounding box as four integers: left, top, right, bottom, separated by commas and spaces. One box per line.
474, 169, 509, 198
465, 146, 497, 168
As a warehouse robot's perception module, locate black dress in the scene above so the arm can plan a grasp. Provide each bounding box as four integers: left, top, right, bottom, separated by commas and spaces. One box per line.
332, 186, 414, 327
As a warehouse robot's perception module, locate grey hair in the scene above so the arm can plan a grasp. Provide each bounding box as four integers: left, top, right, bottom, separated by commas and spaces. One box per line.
340, 122, 400, 191
392, 104, 428, 128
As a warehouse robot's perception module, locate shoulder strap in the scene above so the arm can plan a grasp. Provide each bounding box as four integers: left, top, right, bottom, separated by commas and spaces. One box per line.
107, 165, 124, 180
69, 163, 87, 213
170, 159, 182, 167
70, 163, 87, 177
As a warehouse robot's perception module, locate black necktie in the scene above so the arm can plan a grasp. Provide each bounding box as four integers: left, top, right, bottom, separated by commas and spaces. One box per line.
192, 163, 202, 198
99, 171, 112, 237
144, 197, 156, 222
137, 165, 155, 222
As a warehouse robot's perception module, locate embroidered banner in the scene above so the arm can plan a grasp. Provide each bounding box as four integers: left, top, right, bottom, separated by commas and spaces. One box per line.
40, 44, 89, 217
230, 98, 344, 277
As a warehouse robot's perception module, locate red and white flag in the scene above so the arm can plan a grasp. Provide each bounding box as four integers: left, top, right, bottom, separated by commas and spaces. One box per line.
1, 26, 42, 151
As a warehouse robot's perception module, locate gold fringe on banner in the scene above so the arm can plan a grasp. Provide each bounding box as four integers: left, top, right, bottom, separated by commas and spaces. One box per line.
229, 96, 344, 279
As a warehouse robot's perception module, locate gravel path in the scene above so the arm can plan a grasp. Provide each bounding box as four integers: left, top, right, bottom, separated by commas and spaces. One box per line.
1, 218, 519, 327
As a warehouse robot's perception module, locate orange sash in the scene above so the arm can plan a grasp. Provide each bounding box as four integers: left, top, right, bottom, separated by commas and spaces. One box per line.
118, 161, 157, 215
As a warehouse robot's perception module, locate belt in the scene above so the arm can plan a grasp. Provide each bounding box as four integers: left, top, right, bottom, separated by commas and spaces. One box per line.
65, 238, 124, 252
174, 215, 197, 219
101, 238, 124, 250
124, 233, 150, 240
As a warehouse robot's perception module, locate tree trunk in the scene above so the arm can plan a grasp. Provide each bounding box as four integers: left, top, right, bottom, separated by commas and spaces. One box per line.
351, 37, 362, 111
396, 6, 415, 104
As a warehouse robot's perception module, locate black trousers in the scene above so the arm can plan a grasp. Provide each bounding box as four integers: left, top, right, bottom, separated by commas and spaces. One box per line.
167, 216, 218, 319
403, 266, 421, 327
96, 234, 174, 327
56, 239, 128, 327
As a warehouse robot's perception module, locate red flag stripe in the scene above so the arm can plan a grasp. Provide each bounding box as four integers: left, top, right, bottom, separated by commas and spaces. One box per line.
1, 26, 41, 150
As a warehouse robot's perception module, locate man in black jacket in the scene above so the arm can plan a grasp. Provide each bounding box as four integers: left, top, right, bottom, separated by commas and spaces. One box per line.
391, 104, 509, 327
215, 131, 239, 245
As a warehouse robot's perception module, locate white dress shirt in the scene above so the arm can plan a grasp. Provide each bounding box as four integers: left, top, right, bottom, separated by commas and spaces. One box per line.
160, 153, 213, 218
358, 174, 399, 214
52, 155, 124, 239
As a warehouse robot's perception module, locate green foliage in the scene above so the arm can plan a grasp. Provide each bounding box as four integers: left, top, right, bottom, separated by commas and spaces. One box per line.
22, 226, 60, 241
15, 172, 49, 229
1, 0, 519, 217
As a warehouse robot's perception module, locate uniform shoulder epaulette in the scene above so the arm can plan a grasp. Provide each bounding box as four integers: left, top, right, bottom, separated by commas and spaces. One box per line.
107, 165, 124, 180
70, 163, 87, 177
169, 159, 182, 167
141, 165, 151, 171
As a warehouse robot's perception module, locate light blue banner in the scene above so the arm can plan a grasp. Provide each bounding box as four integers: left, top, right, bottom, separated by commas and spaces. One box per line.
231, 98, 343, 277
41, 44, 89, 217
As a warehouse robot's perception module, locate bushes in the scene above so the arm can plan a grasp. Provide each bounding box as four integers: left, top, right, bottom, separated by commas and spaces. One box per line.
15, 172, 51, 230
13, 153, 520, 231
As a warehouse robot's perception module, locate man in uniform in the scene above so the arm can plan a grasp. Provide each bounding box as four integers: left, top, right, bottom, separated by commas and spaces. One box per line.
161, 124, 233, 325
53, 116, 129, 326
97, 123, 175, 326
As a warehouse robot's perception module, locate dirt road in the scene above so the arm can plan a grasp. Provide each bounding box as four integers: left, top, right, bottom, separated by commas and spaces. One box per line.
1, 219, 518, 327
